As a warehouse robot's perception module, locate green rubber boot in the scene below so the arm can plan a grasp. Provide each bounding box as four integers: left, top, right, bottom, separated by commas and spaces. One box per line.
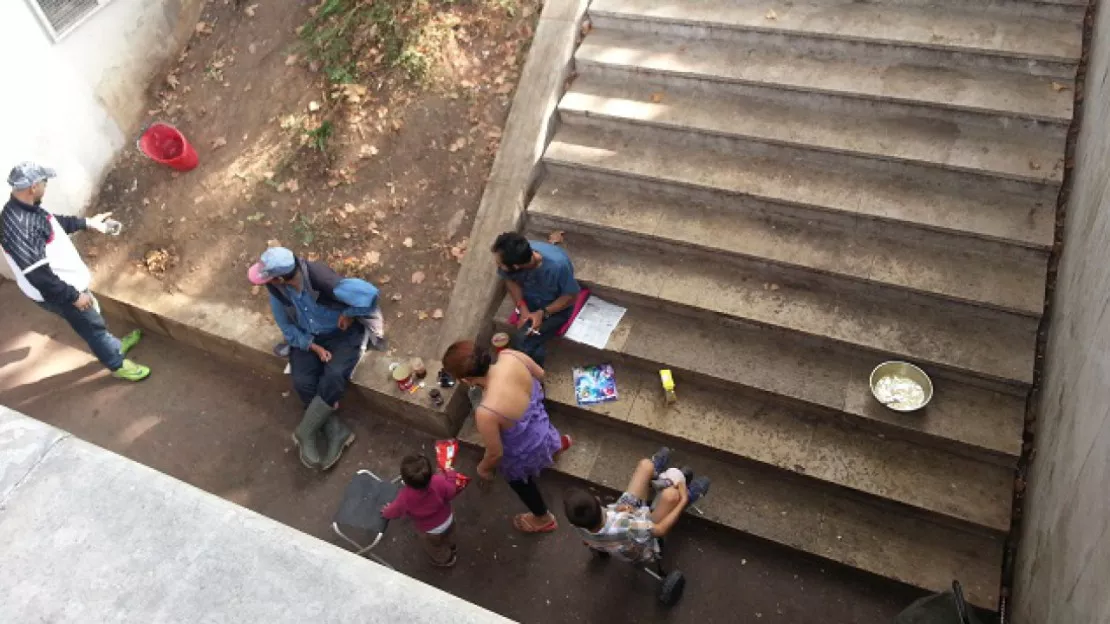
293, 397, 333, 469
320, 414, 355, 471
112, 359, 151, 382
119, 330, 143, 355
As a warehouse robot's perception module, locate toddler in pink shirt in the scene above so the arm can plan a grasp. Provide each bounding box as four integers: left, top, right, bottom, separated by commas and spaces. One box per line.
382, 454, 462, 567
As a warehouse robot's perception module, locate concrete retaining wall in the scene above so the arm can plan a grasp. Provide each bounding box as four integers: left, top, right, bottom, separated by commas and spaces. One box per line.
1013, 2, 1110, 622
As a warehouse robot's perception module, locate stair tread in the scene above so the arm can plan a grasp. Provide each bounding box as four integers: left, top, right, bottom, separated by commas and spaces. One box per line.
458, 408, 1003, 608
590, 0, 1082, 62
541, 346, 1013, 531
512, 292, 1025, 458
538, 137, 1050, 314
549, 229, 1036, 385
576, 29, 1074, 123
560, 75, 1065, 185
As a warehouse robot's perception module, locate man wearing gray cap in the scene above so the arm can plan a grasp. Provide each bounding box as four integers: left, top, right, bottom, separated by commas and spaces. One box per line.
1, 162, 150, 381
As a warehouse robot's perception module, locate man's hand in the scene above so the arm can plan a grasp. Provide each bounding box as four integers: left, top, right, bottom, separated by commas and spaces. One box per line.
85, 212, 115, 234
517, 309, 543, 332
73, 292, 94, 311
310, 343, 333, 363
337, 314, 352, 331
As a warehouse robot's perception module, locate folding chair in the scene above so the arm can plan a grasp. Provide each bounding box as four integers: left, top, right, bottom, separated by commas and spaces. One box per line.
332, 469, 401, 568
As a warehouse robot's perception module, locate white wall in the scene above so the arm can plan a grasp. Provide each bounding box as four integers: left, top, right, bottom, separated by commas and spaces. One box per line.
0, 0, 201, 229
1013, 2, 1110, 622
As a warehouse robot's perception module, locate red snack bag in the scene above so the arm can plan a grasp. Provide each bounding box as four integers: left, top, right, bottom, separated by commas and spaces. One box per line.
435, 439, 458, 471
435, 439, 470, 493
454, 472, 471, 493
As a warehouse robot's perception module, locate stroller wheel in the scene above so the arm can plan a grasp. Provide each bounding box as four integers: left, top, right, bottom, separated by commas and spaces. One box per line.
659, 570, 686, 606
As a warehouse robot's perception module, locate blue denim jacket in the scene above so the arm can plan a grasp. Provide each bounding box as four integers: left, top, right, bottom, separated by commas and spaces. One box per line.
269, 278, 378, 350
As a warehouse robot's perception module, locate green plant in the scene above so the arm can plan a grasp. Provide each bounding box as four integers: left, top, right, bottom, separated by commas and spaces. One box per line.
294, 214, 316, 246
305, 121, 334, 153
298, 0, 453, 85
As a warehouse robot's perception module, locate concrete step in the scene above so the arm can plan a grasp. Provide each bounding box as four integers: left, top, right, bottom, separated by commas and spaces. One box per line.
559, 75, 1066, 189
541, 345, 1013, 532
575, 29, 1074, 126
538, 136, 1050, 316
534, 228, 1037, 387
458, 405, 1004, 608
491, 294, 1025, 463
588, 0, 1082, 77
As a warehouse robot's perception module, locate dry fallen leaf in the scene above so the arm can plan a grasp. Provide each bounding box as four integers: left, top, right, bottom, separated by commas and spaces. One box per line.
251, 285, 261, 296
374, 210, 387, 220
166, 74, 180, 90
365, 250, 381, 265
285, 54, 299, 66
1051, 81, 1069, 92
244, 3, 259, 17
450, 245, 467, 263
380, 275, 392, 284
650, 92, 665, 104
343, 203, 357, 213
248, 43, 258, 54
402, 237, 414, 248
391, 293, 403, 301
547, 230, 566, 245
411, 271, 426, 284
284, 179, 300, 193
359, 144, 380, 159
308, 101, 321, 112
765, 9, 778, 20
211, 137, 228, 149
447, 137, 467, 152
417, 310, 430, 320
195, 21, 213, 35
432, 309, 444, 320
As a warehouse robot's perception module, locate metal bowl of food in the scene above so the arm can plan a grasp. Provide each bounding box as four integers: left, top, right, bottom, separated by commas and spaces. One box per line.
869, 361, 933, 412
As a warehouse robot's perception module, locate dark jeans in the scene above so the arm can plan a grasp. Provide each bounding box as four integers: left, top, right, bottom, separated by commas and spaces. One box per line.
290, 324, 364, 407
37, 294, 123, 371
508, 477, 549, 517
512, 307, 572, 368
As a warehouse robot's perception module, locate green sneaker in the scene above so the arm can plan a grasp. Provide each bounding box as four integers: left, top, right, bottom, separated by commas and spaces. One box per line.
112, 359, 151, 382
119, 330, 143, 355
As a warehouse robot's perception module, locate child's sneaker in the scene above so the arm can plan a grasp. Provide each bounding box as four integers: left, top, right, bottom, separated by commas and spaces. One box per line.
650, 447, 671, 476
687, 475, 711, 505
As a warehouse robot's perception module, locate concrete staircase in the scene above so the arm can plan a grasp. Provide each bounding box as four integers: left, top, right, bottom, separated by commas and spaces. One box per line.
467, 0, 1084, 608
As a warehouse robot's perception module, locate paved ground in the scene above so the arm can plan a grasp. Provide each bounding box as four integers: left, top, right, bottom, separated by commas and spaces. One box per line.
0, 281, 922, 623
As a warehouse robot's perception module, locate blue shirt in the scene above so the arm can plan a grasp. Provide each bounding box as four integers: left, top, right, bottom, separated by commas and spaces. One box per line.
269, 278, 378, 350
499, 241, 580, 311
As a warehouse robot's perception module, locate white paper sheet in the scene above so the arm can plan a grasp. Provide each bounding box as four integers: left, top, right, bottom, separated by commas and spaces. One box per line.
564, 296, 627, 349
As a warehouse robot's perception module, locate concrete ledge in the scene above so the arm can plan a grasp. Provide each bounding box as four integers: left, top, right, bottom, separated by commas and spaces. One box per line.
92, 272, 463, 439
0, 406, 511, 623
436, 0, 590, 357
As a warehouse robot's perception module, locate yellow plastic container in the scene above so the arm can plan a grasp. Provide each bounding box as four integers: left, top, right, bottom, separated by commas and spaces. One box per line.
659, 369, 677, 404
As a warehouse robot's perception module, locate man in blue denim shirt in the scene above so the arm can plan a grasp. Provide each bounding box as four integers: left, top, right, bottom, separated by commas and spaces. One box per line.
249, 247, 385, 470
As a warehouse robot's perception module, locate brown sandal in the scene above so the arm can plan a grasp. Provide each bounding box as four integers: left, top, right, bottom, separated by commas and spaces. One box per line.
513, 513, 558, 534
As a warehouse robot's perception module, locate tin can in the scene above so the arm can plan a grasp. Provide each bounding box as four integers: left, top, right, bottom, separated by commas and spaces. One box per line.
491, 332, 510, 352
429, 388, 444, 407
392, 363, 414, 392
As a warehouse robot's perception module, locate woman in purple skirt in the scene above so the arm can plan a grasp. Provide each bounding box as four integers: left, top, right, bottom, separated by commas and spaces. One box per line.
443, 340, 572, 533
